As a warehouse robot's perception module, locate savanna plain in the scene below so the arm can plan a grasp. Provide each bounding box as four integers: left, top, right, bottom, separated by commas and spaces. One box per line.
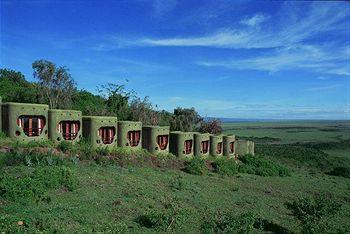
1, 120, 350, 233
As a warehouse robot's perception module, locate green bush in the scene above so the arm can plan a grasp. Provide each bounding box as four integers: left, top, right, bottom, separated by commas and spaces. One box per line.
137, 201, 193, 231
57, 141, 75, 153
239, 154, 290, 177
212, 157, 239, 176
76, 139, 96, 160
256, 144, 344, 171
202, 210, 257, 233
327, 167, 350, 178
184, 157, 207, 175
287, 193, 342, 233
0, 131, 7, 139
0, 166, 77, 202
0, 149, 72, 168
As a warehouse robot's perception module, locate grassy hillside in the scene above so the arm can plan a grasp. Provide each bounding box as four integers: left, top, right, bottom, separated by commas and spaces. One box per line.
1, 121, 350, 233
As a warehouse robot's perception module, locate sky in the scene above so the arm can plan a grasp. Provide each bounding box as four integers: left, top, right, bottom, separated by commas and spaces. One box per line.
1, 0, 350, 119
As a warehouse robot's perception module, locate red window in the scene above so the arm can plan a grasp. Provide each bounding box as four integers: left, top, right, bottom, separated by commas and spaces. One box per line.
201, 140, 209, 154
184, 140, 193, 154
58, 121, 80, 140
17, 116, 46, 137
229, 142, 235, 153
216, 142, 222, 154
98, 127, 116, 144
157, 135, 168, 150
127, 131, 141, 147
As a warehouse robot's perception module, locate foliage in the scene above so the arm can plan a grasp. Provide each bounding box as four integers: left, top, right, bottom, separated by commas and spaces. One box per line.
327, 167, 350, 178
287, 193, 342, 233
239, 154, 290, 177
129, 96, 159, 125
57, 141, 75, 153
98, 83, 133, 120
157, 110, 173, 126
256, 144, 337, 171
212, 157, 239, 176
171, 107, 203, 132
0, 68, 40, 103
0, 166, 77, 202
294, 140, 350, 151
198, 118, 223, 134
32, 60, 76, 109
0, 149, 72, 168
202, 210, 257, 233
71, 90, 106, 115
184, 157, 207, 175
137, 200, 194, 231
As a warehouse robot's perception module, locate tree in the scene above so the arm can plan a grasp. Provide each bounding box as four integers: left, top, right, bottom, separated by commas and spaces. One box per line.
32, 60, 76, 109
71, 90, 106, 116
98, 83, 133, 120
0, 69, 40, 103
129, 96, 160, 125
198, 119, 223, 134
171, 107, 203, 132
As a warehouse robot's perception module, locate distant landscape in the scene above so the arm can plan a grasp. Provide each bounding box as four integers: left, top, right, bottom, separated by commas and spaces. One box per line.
1, 120, 349, 232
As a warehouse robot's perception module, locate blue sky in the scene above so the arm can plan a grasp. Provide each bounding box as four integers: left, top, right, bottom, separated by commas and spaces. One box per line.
1, 0, 349, 119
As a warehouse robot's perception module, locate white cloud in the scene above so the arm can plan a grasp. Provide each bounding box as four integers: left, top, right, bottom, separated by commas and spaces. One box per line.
196, 44, 350, 76
240, 13, 269, 27
306, 84, 341, 91
151, 0, 177, 16
130, 2, 349, 49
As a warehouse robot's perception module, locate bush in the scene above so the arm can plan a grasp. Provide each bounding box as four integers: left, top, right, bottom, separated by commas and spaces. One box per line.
198, 119, 223, 134
239, 154, 290, 177
184, 157, 207, 175
0, 149, 70, 168
202, 210, 257, 233
57, 141, 75, 153
0, 166, 77, 202
77, 140, 96, 160
287, 193, 342, 233
327, 167, 350, 178
256, 144, 340, 171
212, 157, 239, 176
137, 201, 193, 231
0, 131, 7, 139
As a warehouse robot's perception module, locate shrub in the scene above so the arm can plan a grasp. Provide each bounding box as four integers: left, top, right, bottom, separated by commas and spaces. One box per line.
57, 141, 75, 153
202, 210, 257, 233
76, 139, 96, 160
0, 131, 7, 139
239, 154, 290, 177
327, 166, 350, 178
0, 166, 77, 202
137, 201, 193, 231
0, 149, 69, 168
198, 119, 223, 134
184, 157, 207, 175
287, 193, 342, 233
212, 157, 239, 176
256, 144, 337, 171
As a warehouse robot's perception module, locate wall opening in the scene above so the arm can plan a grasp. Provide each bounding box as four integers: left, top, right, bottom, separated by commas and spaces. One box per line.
216, 142, 222, 154
184, 140, 193, 154
229, 142, 235, 154
157, 135, 168, 150
58, 121, 80, 140
127, 130, 141, 147
98, 127, 116, 144
17, 115, 46, 137
201, 140, 209, 154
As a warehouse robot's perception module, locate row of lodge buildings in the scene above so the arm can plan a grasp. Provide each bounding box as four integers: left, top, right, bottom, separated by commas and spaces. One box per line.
0, 99, 254, 157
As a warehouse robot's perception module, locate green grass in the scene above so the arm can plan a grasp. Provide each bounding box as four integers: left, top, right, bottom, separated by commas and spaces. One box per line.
222, 120, 350, 143
1, 163, 349, 232
1, 120, 350, 232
